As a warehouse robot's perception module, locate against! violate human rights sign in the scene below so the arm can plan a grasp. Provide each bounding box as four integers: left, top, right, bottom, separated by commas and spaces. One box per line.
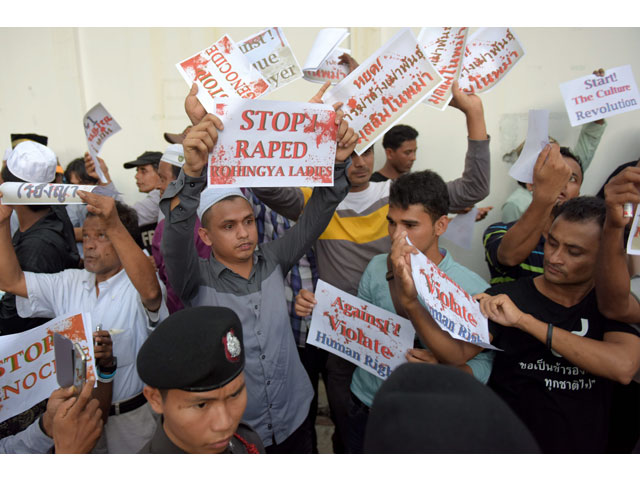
307, 280, 415, 380
0, 313, 95, 423
207, 99, 337, 188
408, 240, 497, 350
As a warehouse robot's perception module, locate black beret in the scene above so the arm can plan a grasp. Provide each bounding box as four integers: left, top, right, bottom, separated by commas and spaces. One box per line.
363, 363, 540, 453
11, 133, 48, 147
123, 151, 162, 169
137, 306, 244, 391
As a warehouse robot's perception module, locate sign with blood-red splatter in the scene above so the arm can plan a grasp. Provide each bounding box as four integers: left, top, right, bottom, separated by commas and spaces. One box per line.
418, 27, 469, 110
458, 27, 524, 95
0, 312, 95, 423
408, 242, 496, 350
206, 99, 337, 187
303, 47, 351, 85
83, 103, 121, 184
176, 34, 270, 114
322, 28, 442, 155
238, 27, 302, 93
307, 280, 415, 380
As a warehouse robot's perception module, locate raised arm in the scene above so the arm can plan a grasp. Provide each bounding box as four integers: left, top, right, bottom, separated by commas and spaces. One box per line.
496, 144, 571, 266
446, 80, 490, 211
0, 195, 27, 297
596, 166, 640, 323
78, 191, 162, 312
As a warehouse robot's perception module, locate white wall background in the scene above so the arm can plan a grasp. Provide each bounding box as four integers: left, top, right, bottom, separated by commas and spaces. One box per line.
1, 27, 639, 281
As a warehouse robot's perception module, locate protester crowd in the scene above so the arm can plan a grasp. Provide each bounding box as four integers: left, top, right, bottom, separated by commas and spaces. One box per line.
0, 44, 639, 456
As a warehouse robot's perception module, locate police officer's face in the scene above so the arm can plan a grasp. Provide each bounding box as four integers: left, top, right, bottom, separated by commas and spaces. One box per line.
148, 373, 247, 454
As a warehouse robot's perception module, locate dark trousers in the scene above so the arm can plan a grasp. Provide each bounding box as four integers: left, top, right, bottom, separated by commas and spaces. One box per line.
264, 407, 314, 454
345, 392, 370, 454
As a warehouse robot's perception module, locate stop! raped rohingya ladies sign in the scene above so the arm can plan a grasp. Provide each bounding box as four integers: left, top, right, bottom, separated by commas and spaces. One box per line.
206, 99, 337, 187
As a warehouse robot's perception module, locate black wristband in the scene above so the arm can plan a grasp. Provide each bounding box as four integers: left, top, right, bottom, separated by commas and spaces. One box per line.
546, 323, 553, 350
98, 356, 117, 375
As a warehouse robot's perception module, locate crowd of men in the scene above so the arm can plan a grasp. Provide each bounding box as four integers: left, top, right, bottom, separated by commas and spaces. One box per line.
0, 57, 639, 455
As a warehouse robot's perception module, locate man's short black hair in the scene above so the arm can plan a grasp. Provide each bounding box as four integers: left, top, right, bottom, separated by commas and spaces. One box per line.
64, 157, 98, 185
559, 146, 584, 178
552, 195, 606, 229
0, 165, 49, 212
170, 164, 181, 180
382, 125, 418, 151
86, 200, 144, 249
389, 170, 449, 221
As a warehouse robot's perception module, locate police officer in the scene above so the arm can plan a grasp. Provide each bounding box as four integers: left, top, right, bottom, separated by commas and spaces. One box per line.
137, 306, 264, 454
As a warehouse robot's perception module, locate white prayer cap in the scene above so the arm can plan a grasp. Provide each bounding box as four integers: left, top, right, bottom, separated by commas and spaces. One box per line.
160, 144, 186, 168
197, 187, 246, 222
7, 141, 57, 183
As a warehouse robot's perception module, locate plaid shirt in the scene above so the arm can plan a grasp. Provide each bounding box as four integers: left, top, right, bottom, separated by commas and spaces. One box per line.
245, 190, 318, 347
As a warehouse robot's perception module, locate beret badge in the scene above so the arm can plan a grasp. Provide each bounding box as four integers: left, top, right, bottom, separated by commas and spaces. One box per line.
223, 329, 242, 363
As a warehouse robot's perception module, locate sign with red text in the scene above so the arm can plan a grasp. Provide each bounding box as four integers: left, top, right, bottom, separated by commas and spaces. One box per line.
0, 182, 98, 205
84, 103, 121, 184
307, 280, 415, 380
176, 34, 270, 114
0, 312, 95, 423
322, 28, 441, 155
458, 28, 524, 94
207, 99, 336, 187
303, 47, 351, 85
409, 243, 496, 350
239, 27, 302, 92
559, 65, 640, 127
418, 27, 469, 110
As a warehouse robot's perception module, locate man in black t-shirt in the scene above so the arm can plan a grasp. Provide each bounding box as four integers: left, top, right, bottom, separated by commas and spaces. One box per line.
388, 193, 640, 453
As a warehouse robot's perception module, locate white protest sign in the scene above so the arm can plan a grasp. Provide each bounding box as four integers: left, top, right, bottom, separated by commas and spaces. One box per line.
508, 109, 549, 184
239, 27, 302, 92
440, 207, 477, 250
626, 205, 640, 256
206, 99, 336, 188
303, 28, 349, 72
323, 28, 442, 155
559, 65, 640, 127
409, 241, 496, 350
418, 27, 469, 110
458, 27, 524, 94
307, 280, 415, 380
83, 103, 121, 184
0, 312, 95, 424
303, 47, 351, 85
0, 182, 97, 205
176, 34, 271, 113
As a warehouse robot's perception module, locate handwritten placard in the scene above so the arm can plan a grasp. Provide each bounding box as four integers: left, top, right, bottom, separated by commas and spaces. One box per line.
307, 280, 415, 380
0, 182, 97, 205
559, 65, 640, 127
458, 27, 524, 94
206, 99, 336, 187
418, 27, 469, 110
176, 34, 270, 114
0, 313, 95, 423
303, 47, 351, 85
322, 28, 441, 154
409, 241, 496, 350
84, 103, 121, 184
239, 27, 302, 92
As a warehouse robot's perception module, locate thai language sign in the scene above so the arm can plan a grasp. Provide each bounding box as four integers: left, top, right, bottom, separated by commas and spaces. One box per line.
418, 27, 469, 110
0, 313, 95, 424
0, 182, 97, 205
559, 65, 640, 127
177, 34, 270, 114
84, 103, 121, 184
458, 27, 524, 94
303, 47, 351, 85
239, 27, 302, 92
322, 28, 441, 154
409, 243, 496, 350
307, 280, 415, 380
207, 99, 337, 187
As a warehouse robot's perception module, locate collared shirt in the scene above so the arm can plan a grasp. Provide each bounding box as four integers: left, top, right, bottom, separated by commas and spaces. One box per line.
17, 269, 168, 402
160, 164, 350, 447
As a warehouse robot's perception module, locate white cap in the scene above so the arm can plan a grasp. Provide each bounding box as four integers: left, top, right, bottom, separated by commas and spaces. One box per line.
7, 141, 57, 183
160, 144, 186, 168
197, 187, 246, 221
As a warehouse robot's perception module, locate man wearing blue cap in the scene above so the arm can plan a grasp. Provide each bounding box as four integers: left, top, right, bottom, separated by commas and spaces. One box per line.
161, 109, 357, 453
